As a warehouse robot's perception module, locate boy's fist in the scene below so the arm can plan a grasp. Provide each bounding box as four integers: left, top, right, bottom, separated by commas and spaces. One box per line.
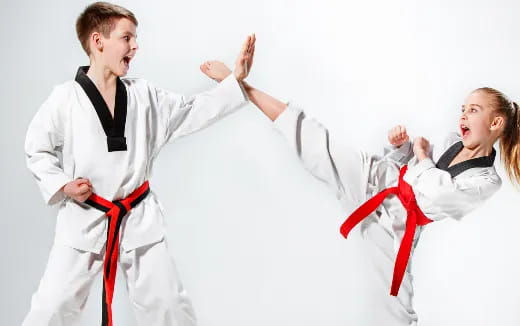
62, 178, 93, 202
388, 125, 409, 147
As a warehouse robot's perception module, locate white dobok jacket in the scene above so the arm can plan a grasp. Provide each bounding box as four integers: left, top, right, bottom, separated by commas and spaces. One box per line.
25, 66, 248, 253
273, 105, 502, 252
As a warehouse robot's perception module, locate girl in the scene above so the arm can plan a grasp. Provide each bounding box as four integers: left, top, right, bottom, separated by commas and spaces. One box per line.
200, 57, 520, 325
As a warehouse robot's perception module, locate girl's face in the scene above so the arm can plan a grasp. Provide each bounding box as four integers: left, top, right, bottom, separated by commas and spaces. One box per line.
460, 90, 500, 149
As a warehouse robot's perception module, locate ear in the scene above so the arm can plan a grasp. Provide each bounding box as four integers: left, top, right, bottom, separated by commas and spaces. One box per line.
90, 31, 103, 52
490, 114, 505, 131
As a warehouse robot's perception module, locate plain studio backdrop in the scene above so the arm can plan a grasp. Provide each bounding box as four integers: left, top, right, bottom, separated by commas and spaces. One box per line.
1, 0, 519, 325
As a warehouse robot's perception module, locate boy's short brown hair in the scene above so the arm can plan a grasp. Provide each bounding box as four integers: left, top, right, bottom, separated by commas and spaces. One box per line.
76, 2, 138, 55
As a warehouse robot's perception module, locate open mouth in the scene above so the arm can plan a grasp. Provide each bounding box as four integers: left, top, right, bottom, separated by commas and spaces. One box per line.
460, 124, 470, 138
123, 55, 132, 66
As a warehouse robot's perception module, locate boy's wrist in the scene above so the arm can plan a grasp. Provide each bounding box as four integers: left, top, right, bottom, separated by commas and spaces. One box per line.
233, 70, 243, 81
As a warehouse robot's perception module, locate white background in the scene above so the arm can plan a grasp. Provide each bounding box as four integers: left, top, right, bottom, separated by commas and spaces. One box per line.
1, 0, 519, 325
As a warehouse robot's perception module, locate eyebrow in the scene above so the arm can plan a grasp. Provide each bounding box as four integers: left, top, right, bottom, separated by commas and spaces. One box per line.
462, 104, 483, 109
123, 31, 137, 38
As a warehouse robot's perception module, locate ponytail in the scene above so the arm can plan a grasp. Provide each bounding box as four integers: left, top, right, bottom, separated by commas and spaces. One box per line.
500, 101, 520, 186
474, 87, 520, 186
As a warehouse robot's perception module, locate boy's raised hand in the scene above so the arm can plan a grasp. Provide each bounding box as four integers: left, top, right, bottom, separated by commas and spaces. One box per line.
233, 33, 255, 81
62, 178, 93, 202
199, 34, 255, 82
388, 125, 409, 147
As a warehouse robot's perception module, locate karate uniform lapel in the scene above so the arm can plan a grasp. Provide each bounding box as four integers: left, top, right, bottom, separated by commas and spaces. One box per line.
74, 66, 128, 152
436, 141, 496, 177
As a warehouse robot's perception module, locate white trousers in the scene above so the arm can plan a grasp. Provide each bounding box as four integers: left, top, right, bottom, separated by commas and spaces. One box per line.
336, 147, 419, 325
362, 221, 418, 326
22, 239, 197, 326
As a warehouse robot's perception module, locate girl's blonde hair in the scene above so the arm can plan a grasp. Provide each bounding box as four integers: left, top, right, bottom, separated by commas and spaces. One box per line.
475, 87, 520, 186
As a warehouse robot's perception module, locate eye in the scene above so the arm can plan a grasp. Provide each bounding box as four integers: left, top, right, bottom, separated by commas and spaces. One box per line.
123, 36, 130, 41
471, 107, 477, 113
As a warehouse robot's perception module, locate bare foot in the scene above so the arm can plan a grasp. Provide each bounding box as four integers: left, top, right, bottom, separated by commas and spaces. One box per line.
200, 60, 232, 83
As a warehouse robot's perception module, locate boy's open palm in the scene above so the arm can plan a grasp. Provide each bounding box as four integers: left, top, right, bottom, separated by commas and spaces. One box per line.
234, 34, 255, 81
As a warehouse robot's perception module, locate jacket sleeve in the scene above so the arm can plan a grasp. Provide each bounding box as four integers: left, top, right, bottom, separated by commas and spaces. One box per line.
382, 140, 414, 165
403, 158, 502, 221
151, 74, 248, 151
24, 86, 73, 205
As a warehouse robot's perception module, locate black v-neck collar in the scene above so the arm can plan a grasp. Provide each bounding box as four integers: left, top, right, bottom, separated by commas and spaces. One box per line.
75, 66, 128, 152
435, 141, 496, 178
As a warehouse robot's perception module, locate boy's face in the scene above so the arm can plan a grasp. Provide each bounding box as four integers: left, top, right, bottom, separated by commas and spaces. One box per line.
98, 18, 138, 77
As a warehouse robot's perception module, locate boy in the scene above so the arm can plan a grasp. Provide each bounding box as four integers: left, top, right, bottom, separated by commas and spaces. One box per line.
23, 2, 254, 326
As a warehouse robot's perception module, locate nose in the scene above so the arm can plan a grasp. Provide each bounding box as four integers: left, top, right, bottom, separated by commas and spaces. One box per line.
460, 108, 468, 120
132, 39, 139, 51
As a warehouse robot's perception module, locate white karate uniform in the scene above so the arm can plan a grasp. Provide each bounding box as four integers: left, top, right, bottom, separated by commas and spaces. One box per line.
23, 66, 248, 326
273, 104, 502, 326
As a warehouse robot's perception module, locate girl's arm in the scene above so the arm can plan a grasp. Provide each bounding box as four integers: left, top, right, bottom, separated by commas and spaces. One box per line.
383, 125, 414, 164
406, 161, 502, 221
405, 136, 502, 221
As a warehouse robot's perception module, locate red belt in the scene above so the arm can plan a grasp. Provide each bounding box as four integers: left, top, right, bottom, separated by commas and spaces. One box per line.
339, 165, 432, 296
85, 181, 150, 326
